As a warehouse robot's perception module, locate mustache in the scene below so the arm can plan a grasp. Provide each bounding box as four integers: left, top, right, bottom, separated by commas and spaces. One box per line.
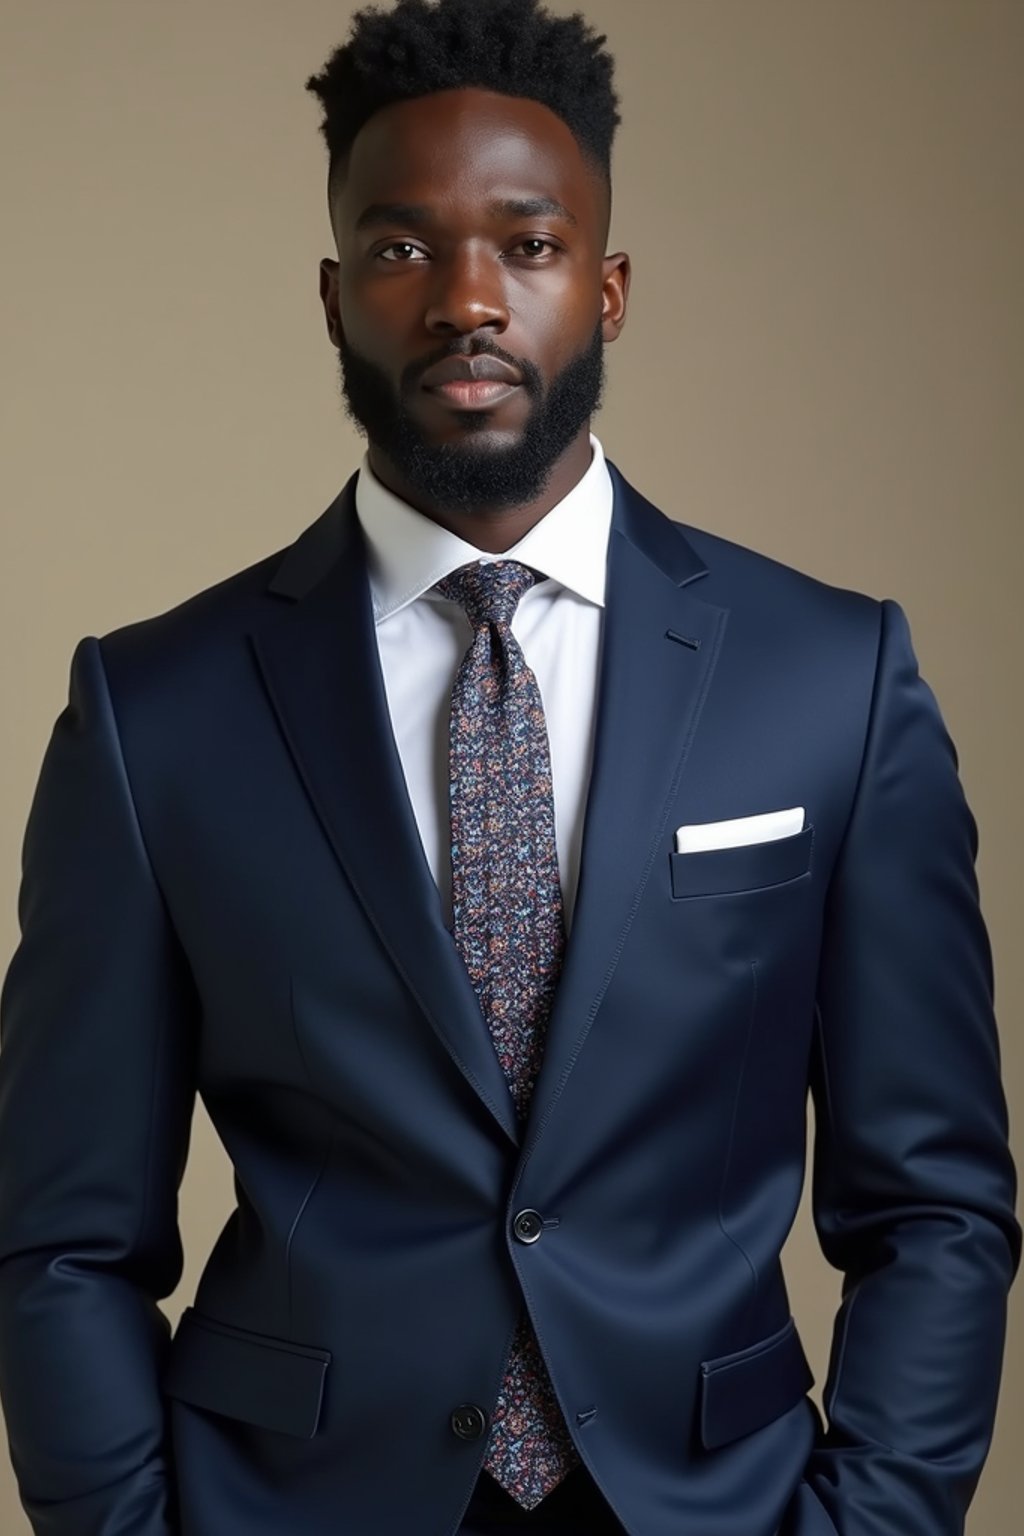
410, 342, 531, 391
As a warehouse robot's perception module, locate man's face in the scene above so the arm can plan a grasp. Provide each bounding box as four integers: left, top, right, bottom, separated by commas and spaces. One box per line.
319, 87, 628, 516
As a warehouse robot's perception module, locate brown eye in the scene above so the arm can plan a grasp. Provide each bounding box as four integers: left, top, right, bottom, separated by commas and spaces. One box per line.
377, 243, 427, 262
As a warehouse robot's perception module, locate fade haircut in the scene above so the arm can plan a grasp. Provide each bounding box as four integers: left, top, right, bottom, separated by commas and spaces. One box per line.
305, 0, 622, 217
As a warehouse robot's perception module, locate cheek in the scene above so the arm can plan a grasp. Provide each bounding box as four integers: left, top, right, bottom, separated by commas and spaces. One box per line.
335, 262, 408, 326
528, 269, 604, 346
334, 291, 411, 365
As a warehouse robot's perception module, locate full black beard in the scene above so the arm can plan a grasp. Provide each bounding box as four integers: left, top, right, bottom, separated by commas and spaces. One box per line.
335, 316, 607, 517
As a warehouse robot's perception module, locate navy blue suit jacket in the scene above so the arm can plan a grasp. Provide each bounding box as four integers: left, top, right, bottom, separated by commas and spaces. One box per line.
0, 460, 1018, 1536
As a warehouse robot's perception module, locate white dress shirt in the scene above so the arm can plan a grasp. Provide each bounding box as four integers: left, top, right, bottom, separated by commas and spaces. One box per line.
354, 432, 614, 935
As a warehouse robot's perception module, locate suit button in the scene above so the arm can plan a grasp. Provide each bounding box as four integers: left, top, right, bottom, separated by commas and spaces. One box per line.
513, 1208, 544, 1243
450, 1404, 488, 1440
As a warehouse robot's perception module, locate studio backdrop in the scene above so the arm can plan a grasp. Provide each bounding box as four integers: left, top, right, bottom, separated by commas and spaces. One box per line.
0, 2, 1020, 1531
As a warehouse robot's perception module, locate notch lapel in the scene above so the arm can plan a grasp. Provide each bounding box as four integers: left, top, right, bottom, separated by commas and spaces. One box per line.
516, 461, 729, 1158
250, 477, 521, 1146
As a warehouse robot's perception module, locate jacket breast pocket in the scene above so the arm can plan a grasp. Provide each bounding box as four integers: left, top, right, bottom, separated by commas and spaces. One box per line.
669, 825, 814, 901
162, 1306, 331, 1438
698, 1314, 814, 1449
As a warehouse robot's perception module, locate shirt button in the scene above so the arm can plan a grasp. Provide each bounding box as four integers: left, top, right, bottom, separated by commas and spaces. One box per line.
512, 1208, 544, 1243
450, 1404, 488, 1440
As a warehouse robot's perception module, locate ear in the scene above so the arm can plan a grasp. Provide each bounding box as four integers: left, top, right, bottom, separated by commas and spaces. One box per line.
600, 251, 631, 342
318, 258, 344, 348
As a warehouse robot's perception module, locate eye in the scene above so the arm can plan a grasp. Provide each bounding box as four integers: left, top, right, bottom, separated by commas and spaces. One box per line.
512, 238, 559, 259
376, 242, 428, 263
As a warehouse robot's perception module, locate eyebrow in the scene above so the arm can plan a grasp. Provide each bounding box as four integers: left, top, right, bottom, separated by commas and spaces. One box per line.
353, 196, 579, 233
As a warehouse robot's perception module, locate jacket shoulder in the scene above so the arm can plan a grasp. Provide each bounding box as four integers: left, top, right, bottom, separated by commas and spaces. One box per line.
673, 517, 886, 643
92, 539, 289, 710
93, 480, 352, 699
682, 518, 878, 605
611, 457, 884, 627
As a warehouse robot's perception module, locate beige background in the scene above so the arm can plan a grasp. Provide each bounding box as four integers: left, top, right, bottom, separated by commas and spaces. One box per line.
1, 0, 1021, 1529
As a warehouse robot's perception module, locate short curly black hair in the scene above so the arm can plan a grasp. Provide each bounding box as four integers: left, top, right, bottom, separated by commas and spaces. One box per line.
305, 0, 621, 209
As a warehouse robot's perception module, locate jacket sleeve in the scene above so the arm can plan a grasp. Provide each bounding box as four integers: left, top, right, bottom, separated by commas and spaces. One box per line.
0, 636, 198, 1536
806, 598, 1021, 1534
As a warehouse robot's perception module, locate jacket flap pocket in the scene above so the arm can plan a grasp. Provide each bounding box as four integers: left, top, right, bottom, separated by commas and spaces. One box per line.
162, 1306, 331, 1439
698, 1315, 813, 1449
670, 825, 814, 900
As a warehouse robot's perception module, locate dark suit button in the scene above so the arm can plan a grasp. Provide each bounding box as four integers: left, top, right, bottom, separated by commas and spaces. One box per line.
451, 1404, 488, 1440
513, 1208, 544, 1243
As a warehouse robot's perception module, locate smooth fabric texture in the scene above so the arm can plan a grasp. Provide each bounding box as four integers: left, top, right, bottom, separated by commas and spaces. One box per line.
0, 455, 1018, 1536
355, 432, 612, 934
436, 560, 579, 1507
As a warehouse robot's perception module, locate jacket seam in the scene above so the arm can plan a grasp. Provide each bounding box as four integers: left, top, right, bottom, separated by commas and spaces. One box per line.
91, 635, 187, 1279
824, 597, 890, 884
812, 600, 891, 1426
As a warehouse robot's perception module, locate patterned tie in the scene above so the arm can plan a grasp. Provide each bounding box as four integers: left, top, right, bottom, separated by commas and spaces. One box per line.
434, 558, 581, 1510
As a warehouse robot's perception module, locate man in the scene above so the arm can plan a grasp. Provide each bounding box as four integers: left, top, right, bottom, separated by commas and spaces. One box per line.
0, 0, 1017, 1532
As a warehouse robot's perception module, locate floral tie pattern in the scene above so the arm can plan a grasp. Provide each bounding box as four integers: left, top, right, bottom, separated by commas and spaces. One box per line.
434, 559, 581, 1509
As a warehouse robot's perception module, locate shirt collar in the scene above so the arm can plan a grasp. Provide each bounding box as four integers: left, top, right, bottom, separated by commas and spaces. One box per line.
355, 432, 614, 623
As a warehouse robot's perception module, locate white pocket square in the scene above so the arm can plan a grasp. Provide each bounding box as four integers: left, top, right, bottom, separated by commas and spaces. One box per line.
674, 807, 805, 854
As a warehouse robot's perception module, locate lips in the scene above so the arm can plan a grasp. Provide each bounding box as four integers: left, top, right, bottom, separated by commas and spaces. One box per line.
420, 355, 522, 389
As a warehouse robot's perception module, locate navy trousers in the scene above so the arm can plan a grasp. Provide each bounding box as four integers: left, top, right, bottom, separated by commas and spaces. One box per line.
458, 1465, 627, 1535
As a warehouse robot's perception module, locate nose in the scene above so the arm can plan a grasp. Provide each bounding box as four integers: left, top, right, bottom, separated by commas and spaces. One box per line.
423, 247, 510, 336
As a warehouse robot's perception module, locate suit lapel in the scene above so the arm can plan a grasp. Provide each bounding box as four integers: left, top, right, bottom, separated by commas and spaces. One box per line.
517, 461, 729, 1154
249, 460, 729, 1157
251, 477, 521, 1146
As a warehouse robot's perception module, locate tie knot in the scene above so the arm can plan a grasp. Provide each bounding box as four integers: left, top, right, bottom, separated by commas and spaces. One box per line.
435, 559, 539, 628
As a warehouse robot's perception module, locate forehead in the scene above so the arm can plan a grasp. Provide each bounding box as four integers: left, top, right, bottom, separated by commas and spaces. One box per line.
336, 87, 600, 227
